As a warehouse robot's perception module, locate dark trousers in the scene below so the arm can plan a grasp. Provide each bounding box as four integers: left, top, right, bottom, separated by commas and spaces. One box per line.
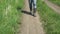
29, 0, 37, 13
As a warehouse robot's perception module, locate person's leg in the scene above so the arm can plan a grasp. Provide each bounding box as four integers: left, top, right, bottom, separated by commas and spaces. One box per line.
33, 0, 37, 9
30, 0, 33, 11
33, 0, 37, 17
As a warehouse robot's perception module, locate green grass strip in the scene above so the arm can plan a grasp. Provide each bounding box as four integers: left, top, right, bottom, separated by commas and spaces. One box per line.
0, 0, 23, 34
37, 0, 60, 34
49, 0, 60, 6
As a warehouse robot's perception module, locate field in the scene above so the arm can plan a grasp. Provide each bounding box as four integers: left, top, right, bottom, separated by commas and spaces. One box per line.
37, 0, 60, 34
0, 0, 23, 34
49, 0, 60, 6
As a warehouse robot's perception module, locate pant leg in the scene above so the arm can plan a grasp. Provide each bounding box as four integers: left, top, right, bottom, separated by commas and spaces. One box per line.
33, 0, 37, 13
30, 0, 33, 11
33, 0, 37, 9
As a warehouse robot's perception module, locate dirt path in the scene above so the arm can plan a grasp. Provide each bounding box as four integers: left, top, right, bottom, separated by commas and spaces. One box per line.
44, 0, 60, 14
19, 0, 45, 34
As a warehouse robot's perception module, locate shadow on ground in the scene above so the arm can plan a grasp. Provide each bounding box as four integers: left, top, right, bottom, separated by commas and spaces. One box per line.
21, 0, 32, 16
21, 10, 32, 16
17, 7, 32, 16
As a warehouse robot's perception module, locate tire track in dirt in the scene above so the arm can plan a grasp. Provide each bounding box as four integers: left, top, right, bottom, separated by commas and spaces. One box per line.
44, 0, 60, 14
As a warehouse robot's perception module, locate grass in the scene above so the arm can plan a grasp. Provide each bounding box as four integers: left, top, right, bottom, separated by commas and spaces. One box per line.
49, 0, 60, 6
0, 0, 23, 34
37, 0, 60, 34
